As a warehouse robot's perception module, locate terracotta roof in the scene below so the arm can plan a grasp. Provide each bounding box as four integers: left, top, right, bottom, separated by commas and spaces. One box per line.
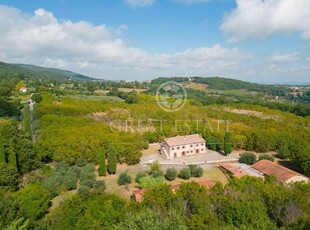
132, 189, 145, 202
164, 134, 205, 147
219, 163, 250, 178
251, 160, 306, 183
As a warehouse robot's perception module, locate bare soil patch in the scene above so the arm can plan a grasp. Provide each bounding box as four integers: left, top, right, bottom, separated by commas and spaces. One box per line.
223, 108, 280, 120
118, 88, 146, 93
185, 82, 208, 91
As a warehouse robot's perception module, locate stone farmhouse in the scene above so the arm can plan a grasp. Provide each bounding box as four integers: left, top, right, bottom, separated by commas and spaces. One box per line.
160, 134, 206, 159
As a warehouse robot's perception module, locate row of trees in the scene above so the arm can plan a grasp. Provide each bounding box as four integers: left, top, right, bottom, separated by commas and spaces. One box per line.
35, 176, 310, 229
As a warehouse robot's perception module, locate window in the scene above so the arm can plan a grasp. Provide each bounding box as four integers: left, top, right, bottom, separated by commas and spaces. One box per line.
177, 147, 180, 150
190, 145, 193, 147
182, 151, 185, 156
196, 144, 199, 146
201, 149, 204, 151
172, 147, 175, 150
201, 143, 204, 146
182, 146, 185, 149
191, 150, 193, 153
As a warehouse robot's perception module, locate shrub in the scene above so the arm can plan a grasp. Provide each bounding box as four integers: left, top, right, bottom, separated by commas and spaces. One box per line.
80, 179, 94, 188
165, 168, 177, 181
80, 164, 95, 182
143, 140, 149, 149
191, 166, 204, 178
55, 162, 69, 175
13, 184, 50, 222
152, 170, 164, 178
258, 154, 274, 162
78, 185, 91, 194
139, 176, 165, 189
31, 93, 42, 103
93, 180, 106, 190
76, 158, 87, 167
239, 152, 256, 165
43, 178, 60, 197
62, 172, 78, 190
277, 145, 290, 159
179, 167, 191, 180
117, 171, 132, 186
188, 164, 197, 174
135, 171, 147, 183
68, 166, 80, 178
150, 161, 160, 172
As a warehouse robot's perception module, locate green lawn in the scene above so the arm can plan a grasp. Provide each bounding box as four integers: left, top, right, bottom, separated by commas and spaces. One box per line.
101, 166, 227, 200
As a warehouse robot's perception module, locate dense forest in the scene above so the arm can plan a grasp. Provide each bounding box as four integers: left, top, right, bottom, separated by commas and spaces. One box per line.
0, 63, 309, 229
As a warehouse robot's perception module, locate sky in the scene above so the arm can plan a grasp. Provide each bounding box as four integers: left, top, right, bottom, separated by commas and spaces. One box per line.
0, 0, 309, 84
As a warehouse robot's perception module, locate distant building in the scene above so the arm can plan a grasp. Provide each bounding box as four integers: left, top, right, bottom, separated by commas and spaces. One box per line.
19, 87, 27, 93
251, 160, 309, 184
160, 134, 206, 159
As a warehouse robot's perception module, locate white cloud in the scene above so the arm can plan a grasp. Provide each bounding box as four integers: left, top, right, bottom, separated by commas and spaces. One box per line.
125, 0, 156, 7
173, 0, 211, 4
0, 5, 251, 80
271, 52, 299, 62
221, 0, 310, 43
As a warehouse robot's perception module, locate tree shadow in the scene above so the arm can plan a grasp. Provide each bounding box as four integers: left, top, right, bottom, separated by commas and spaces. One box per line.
277, 160, 304, 174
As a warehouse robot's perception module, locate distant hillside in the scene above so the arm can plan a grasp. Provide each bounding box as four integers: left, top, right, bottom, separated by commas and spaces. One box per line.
0, 62, 94, 81
151, 77, 291, 95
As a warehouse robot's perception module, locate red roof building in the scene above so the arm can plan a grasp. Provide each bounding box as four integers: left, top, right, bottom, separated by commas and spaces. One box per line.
219, 163, 250, 178
251, 160, 308, 184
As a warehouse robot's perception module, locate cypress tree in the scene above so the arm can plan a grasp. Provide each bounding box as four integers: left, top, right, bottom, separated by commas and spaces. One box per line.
224, 132, 233, 155
107, 145, 117, 175
98, 147, 106, 176
0, 138, 6, 163
8, 151, 17, 169
22, 105, 32, 141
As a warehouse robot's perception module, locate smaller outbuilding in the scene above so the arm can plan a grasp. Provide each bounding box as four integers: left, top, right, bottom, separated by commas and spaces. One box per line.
251, 160, 309, 184
219, 163, 250, 178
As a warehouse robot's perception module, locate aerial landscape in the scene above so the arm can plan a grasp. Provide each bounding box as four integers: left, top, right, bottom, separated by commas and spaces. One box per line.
0, 0, 310, 229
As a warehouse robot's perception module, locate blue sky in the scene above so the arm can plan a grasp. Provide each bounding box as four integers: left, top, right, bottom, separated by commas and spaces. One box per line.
0, 0, 309, 83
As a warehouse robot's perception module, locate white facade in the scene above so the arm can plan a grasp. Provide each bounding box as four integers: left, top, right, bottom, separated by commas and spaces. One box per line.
19, 87, 27, 93
160, 134, 207, 159
285, 176, 309, 184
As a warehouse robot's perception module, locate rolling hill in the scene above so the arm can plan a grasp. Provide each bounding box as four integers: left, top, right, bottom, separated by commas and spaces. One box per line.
0, 61, 94, 81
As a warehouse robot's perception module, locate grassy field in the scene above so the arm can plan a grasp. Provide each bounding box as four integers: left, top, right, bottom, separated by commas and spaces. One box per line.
118, 88, 147, 93
101, 166, 227, 200
141, 143, 160, 156
63, 95, 124, 102
185, 82, 208, 91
